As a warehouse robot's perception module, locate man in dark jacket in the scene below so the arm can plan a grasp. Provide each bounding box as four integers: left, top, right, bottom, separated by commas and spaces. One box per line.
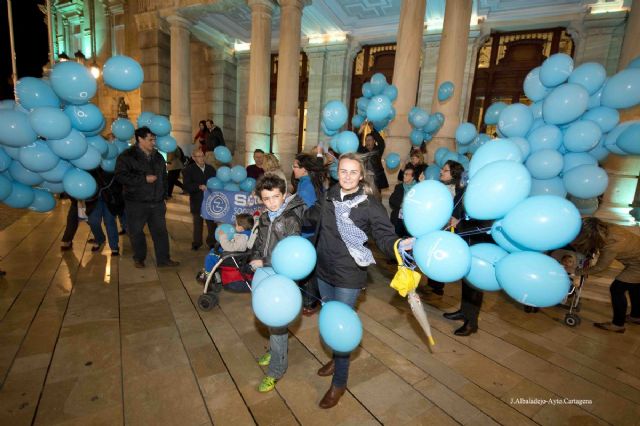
114, 126, 179, 268
182, 149, 217, 250
357, 128, 388, 195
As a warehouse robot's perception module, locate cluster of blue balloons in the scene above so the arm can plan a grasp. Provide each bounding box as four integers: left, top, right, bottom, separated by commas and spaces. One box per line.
206, 165, 255, 193
319, 100, 361, 155
0, 57, 147, 211
352, 73, 397, 132
407, 107, 443, 147
136, 111, 177, 153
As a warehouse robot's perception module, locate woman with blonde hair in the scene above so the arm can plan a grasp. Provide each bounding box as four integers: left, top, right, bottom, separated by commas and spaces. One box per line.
398, 149, 426, 182
262, 153, 289, 193
306, 152, 413, 408
573, 217, 640, 333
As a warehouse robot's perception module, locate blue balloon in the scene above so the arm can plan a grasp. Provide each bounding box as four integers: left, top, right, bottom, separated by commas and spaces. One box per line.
9, 161, 43, 186
102, 55, 144, 91
523, 67, 551, 101
101, 157, 116, 172
217, 166, 231, 183
351, 114, 365, 129
37, 180, 65, 193
467, 133, 490, 154
230, 165, 247, 183
468, 138, 523, 178
385, 153, 401, 169
103, 142, 118, 160
502, 195, 581, 251
465, 160, 531, 220
434, 147, 449, 167
111, 118, 135, 140
15, 77, 60, 110
50, 61, 97, 105
29, 189, 56, 212
527, 124, 563, 153
86, 135, 109, 156
423, 113, 443, 133
0, 110, 37, 147
437, 81, 455, 102
0, 148, 11, 172
563, 164, 608, 199
149, 115, 171, 136
48, 129, 88, 160
440, 152, 460, 169
322, 100, 348, 131
498, 103, 533, 137
414, 231, 471, 282
588, 139, 609, 163
329, 162, 338, 180
409, 109, 430, 129
402, 180, 453, 238
455, 122, 477, 145
3, 146, 20, 160
83, 119, 105, 137
115, 140, 130, 154
213, 145, 232, 163
562, 152, 597, 174
628, 56, 640, 69
319, 301, 363, 353
491, 220, 529, 252
587, 83, 604, 109
618, 123, 640, 155
272, 236, 317, 280
582, 106, 619, 133
0, 174, 11, 200
369, 73, 388, 96
240, 177, 256, 192
356, 97, 369, 114
601, 68, 640, 109
383, 84, 398, 102
509, 136, 531, 160
569, 62, 607, 95
362, 82, 373, 98
423, 164, 440, 180
70, 145, 102, 170
0, 100, 15, 110
563, 120, 602, 152
465, 243, 508, 292
223, 182, 240, 191
321, 121, 338, 136
251, 267, 276, 290
366, 95, 392, 122
525, 149, 563, 179
3, 182, 34, 208
604, 121, 634, 155
496, 252, 570, 308
336, 131, 359, 154
19, 141, 60, 173
64, 103, 104, 132
484, 102, 507, 125
529, 177, 567, 197
409, 129, 425, 146
137, 112, 154, 128
206, 177, 223, 190
29, 106, 71, 140
540, 53, 573, 88
529, 101, 543, 119
251, 274, 302, 327
543, 83, 589, 125
156, 135, 177, 153
215, 224, 236, 243
371, 118, 390, 131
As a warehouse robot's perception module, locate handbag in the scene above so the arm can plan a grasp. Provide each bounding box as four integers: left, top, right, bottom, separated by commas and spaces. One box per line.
389, 239, 421, 297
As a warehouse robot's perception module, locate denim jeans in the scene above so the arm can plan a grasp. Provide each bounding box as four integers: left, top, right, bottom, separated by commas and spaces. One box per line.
88, 199, 119, 251
266, 327, 289, 379
317, 278, 362, 387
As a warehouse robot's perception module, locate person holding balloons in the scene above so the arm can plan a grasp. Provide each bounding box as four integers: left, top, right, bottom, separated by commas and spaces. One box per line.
308, 152, 412, 408
204, 119, 226, 166
572, 217, 640, 333
389, 163, 417, 237
85, 168, 124, 256
357, 125, 388, 197
182, 150, 217, 251
249, 174, 305, 393
397, 149, 426, 183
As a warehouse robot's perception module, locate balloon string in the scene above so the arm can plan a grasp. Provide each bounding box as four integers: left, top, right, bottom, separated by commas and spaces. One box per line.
455, 227, 492, 237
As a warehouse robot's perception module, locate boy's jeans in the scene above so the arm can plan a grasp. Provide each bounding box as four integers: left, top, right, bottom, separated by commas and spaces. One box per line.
266, 327, 289, 379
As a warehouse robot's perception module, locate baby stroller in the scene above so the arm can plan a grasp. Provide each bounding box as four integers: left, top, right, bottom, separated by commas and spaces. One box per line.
562, 257, 590, 327
195, 251, 254, 311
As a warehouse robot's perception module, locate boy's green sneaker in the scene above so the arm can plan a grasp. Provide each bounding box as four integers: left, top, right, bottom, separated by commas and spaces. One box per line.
258, 375, 277, 392
257, 352, 271, 366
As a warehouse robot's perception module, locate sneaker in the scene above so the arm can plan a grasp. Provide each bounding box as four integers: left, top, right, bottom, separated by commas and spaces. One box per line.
257, 352, 271, 366
626, 315, 640, 325
594, 322, 625, 333
257, 376, 277, 393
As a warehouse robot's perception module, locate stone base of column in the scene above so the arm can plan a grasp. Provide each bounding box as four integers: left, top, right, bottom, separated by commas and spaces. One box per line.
244, 114, 271, 164
273, 114, 299, 175
170, 115, 193, 155
428, 136, 456, 165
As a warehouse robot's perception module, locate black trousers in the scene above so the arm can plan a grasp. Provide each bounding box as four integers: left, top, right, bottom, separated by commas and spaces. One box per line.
461, 281, 483, 328
610, 279, 640, 326
167, 169, 184, 197
125, 201, 170, 264
192, 213, 216, 248
61, 199, 78, 243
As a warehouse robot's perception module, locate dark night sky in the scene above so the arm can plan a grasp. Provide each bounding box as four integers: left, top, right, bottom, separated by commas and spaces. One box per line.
0, 0, 49, 99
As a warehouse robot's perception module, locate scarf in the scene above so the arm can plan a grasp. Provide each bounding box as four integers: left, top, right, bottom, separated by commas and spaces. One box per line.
333, 194, 375, 267
267, 195, 292, 222
403, 182, 416, 193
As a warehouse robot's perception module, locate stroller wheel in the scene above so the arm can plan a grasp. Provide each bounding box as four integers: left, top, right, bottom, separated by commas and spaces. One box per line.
564, 313, 581, 327
198, 293, 219, 311
524, 306, 539, 313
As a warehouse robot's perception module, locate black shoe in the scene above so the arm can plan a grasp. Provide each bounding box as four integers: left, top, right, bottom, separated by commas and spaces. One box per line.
111, 250, 119, 257
432, 288, 444, 296
158, 259, 180, 267
443, 310, 465, 321
454, 321, 478, 336
91, 243, 105, 252
88, 238, 96, 244
134, 260, 145, 268
191, 244, 201, 251
118, 230, 126, 235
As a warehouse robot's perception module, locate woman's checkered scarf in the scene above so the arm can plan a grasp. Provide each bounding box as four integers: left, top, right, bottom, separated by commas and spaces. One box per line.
333, 194, 375, 267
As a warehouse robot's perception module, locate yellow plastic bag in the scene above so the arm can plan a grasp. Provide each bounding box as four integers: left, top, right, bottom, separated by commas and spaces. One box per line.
389, 240, 421, 297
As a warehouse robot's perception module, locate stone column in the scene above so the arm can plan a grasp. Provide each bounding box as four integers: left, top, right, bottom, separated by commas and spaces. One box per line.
429, 0, 472, 162
385, 0, 427, 178
619, 0, 640, 70
245, 0, 275, 164
273, 0, 304, 174
303, 45, 326, 152
167, 15, 192, 155
135, 12, 170, 117
236, 52, 251, 164
208, 45, 237, 157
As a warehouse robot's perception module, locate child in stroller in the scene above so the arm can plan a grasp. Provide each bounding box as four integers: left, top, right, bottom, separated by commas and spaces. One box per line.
196, 214, 256, 310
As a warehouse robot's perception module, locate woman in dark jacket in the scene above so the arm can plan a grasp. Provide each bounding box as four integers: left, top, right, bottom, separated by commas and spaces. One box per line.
357, 127, 388, 195
307, 152, 411, 409
86, 168, 124, 256
389, 164, 417, 237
